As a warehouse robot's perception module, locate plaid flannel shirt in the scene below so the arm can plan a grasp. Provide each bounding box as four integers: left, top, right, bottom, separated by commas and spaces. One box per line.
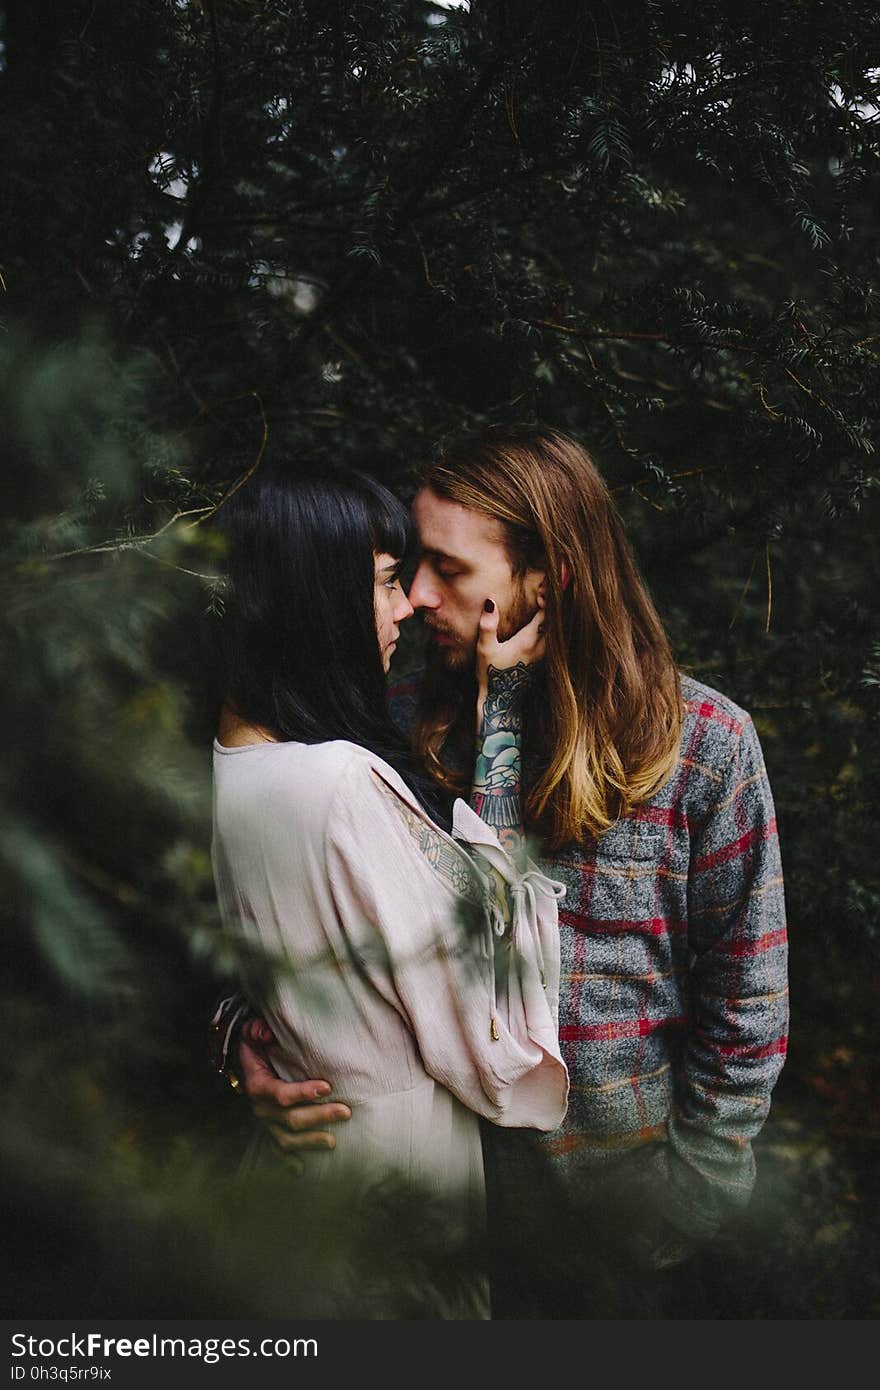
389, 673, 789, 1240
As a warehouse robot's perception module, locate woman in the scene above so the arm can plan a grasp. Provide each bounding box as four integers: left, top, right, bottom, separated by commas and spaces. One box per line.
211, 468, 567, 1315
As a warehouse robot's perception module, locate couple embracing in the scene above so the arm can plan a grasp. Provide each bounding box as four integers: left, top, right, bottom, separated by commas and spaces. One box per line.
211, 425, 788, 1319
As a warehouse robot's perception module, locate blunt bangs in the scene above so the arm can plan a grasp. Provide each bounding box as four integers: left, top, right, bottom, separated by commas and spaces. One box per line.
358, 471, 412, 562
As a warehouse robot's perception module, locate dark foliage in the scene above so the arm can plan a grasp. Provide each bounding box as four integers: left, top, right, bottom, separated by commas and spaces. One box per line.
1, 0, 878, 1317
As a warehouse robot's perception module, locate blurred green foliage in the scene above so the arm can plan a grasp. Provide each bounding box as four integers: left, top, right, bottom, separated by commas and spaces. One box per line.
1, 0, 878, 1316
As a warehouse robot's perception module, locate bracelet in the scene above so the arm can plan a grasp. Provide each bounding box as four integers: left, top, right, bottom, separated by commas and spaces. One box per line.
209, 995, 252, 1093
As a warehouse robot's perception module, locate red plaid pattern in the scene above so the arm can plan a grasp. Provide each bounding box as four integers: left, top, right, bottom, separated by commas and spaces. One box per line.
390, 673, 788, 1234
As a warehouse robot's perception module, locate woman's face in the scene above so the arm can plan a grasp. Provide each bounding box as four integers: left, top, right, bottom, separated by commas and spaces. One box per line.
374, 552, 415, 672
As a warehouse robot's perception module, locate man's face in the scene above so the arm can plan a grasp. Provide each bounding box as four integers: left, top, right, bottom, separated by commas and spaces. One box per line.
408, 486, 542, 669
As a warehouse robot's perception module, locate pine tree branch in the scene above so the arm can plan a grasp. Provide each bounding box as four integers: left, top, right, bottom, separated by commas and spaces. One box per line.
297, 48, 510, 347
47, 507, 215, 562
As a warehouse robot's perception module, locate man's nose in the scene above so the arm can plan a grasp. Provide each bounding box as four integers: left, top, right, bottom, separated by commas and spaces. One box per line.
407, 561, 440, 611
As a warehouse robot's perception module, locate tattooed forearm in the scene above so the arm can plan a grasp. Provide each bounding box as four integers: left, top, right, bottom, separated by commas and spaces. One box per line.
471, 664, 530, 859
477, 661, 533, 733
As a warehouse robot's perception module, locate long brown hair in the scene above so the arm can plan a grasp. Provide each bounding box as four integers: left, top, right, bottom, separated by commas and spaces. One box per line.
413, 427, 683, 850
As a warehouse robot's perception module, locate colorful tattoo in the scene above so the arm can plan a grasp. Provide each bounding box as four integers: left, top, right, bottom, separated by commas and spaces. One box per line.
470, 663, 531, 860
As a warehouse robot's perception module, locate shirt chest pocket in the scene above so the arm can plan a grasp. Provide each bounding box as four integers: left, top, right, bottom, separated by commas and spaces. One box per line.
594, 819, 666, 865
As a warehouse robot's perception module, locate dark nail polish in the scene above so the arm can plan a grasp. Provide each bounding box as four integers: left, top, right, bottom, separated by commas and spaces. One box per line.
484, 599, 495, 613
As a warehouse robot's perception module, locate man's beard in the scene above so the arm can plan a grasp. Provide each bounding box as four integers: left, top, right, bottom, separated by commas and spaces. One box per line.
423, 624, 471, 670
496, 581, 535, 644
423, 581, 534, 672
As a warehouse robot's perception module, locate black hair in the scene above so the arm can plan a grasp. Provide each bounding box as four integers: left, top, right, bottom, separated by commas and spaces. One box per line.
218, 466, 452, 830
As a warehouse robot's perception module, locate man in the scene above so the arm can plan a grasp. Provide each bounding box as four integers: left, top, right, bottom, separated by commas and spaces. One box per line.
216, 426, 788, 1317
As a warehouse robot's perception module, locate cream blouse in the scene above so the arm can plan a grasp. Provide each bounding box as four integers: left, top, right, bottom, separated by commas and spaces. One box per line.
211, 738, 568, 1207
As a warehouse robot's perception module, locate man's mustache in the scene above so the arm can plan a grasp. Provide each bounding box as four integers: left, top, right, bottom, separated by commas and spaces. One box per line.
420, 617, 460, 641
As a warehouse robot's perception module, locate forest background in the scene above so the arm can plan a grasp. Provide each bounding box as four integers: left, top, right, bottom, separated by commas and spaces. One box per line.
2, 0, 878, 1319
